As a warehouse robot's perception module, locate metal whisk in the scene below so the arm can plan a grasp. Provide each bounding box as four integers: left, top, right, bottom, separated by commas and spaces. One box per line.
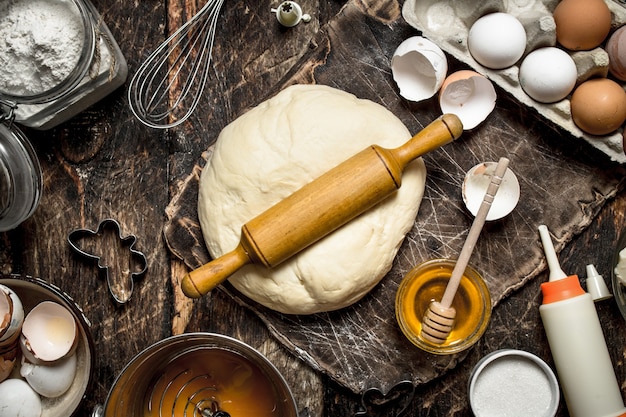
128, 0, 226, 129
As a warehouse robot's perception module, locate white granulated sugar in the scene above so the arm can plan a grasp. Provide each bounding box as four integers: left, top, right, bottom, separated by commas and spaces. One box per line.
0, 0, 85, 96
471, 356, 554, 417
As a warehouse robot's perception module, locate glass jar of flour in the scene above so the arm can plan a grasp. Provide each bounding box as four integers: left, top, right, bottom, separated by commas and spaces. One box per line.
0, 0, 128, 130
0, 0, 128, 230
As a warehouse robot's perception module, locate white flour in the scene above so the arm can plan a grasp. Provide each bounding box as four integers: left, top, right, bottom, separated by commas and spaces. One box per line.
0, 0, 85, 97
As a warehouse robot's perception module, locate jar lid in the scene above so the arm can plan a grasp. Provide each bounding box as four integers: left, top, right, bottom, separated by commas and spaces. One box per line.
0, 122, 42, 231
0, 0, 96, 104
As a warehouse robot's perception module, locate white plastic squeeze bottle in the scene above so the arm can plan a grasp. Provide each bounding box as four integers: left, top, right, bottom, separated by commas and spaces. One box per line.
538, 225, 626, 417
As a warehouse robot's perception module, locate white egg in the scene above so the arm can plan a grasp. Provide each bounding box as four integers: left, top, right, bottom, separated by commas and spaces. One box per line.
519, 47, 578, 103
20, 301, 78, 364
20, 353, 77, 398
0, 378, 42, 417
462, 161, 520, 221
391, 36, 448, 102
468, 12, 527, 69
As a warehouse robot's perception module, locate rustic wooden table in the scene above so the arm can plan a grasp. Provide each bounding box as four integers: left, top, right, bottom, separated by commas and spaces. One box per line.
2, 0, 625, 416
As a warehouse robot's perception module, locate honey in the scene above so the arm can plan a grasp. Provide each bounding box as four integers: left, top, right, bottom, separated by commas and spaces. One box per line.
143, 348, 282, 417
395, 259, 491, 355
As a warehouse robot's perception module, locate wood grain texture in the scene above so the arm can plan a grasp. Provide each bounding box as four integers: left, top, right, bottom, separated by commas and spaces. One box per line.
164, 0, 626, 395
0, 0, 624, 416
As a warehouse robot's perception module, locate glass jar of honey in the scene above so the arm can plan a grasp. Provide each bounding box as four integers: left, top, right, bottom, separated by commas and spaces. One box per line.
395, 258, 492, 355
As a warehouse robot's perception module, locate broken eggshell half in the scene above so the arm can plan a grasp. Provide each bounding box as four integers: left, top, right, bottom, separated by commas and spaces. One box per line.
391, 36, 448, 102
0, 284, 24, 346
19, 301, 78, 365
20, 353, 78, 398
462, 161, 521, 221
439, 70, 496, 130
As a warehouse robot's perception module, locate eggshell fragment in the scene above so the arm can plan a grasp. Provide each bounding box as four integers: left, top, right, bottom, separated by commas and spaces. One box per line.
463, 162, 520, 221
20, 301, 78, 364
0, 284, 24, 347
0, 378, 42, 417
570, 78, 626, 136
0, 342, 18, 383
519, 47, 577, 103
391, 36, 448, 102
20, 353, 77, 398
468, 12, 527, 69
439, 70, 496, 130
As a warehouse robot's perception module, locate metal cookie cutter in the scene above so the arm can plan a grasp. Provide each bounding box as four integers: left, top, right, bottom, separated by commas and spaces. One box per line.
354, 379, 415, 417
68, 219, 147, 305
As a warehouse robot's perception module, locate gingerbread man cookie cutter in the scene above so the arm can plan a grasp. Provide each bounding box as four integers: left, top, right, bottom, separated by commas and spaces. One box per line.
68, 218, 147, 305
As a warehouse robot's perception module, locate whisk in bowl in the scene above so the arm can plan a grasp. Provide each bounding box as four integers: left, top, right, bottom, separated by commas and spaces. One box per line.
128, 0, 225, 129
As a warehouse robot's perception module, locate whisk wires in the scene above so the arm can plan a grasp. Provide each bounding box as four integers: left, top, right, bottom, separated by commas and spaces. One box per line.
128, 0, 225, 129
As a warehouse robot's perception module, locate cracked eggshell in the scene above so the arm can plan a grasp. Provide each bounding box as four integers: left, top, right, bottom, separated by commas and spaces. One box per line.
402, 0, 626, 163
0, 342, 19, 383
20, 301, 78, 364
391, 36, 448, 102
20, 353, 77, 398
462, 161, 520, 221
0, 284, 24, 346
439, 70, 496, 130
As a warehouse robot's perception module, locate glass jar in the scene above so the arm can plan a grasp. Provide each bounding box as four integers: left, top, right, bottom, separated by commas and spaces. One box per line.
0, 0, 128, 130
0, 107, 42, 232
0, 0, 128, 230
395, 258, 492, 355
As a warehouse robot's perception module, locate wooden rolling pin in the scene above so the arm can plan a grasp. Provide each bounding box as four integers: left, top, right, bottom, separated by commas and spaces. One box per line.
182, 113, 463, 298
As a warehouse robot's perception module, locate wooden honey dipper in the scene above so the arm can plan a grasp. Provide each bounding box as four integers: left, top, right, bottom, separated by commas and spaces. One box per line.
181, 114, 464, 298
420, 157, 509, 344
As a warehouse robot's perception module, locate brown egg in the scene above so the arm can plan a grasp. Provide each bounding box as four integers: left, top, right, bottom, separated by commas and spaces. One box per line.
553, 0, 611, 51
607, 26, 626, 81
570, 78, 626, 136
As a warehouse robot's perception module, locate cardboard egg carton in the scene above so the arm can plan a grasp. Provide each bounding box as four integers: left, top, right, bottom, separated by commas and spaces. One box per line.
402, 0, 626, 163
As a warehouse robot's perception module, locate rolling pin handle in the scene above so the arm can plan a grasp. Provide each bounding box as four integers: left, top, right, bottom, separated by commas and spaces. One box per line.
392, 114, 463, 167
181, 243, 251, 298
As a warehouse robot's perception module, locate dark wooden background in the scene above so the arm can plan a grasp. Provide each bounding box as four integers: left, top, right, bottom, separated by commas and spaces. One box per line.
1, 0, 625, 416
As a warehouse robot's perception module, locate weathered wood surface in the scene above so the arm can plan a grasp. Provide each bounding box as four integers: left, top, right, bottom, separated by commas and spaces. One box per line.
165, 0, 626, 395
0, 1, 624, 417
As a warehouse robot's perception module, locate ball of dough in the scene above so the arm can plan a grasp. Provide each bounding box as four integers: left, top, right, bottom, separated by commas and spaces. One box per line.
198, 84, 426, 314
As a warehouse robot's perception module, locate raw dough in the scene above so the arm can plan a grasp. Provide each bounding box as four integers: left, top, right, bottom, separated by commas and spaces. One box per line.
198, 84, 426, 314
